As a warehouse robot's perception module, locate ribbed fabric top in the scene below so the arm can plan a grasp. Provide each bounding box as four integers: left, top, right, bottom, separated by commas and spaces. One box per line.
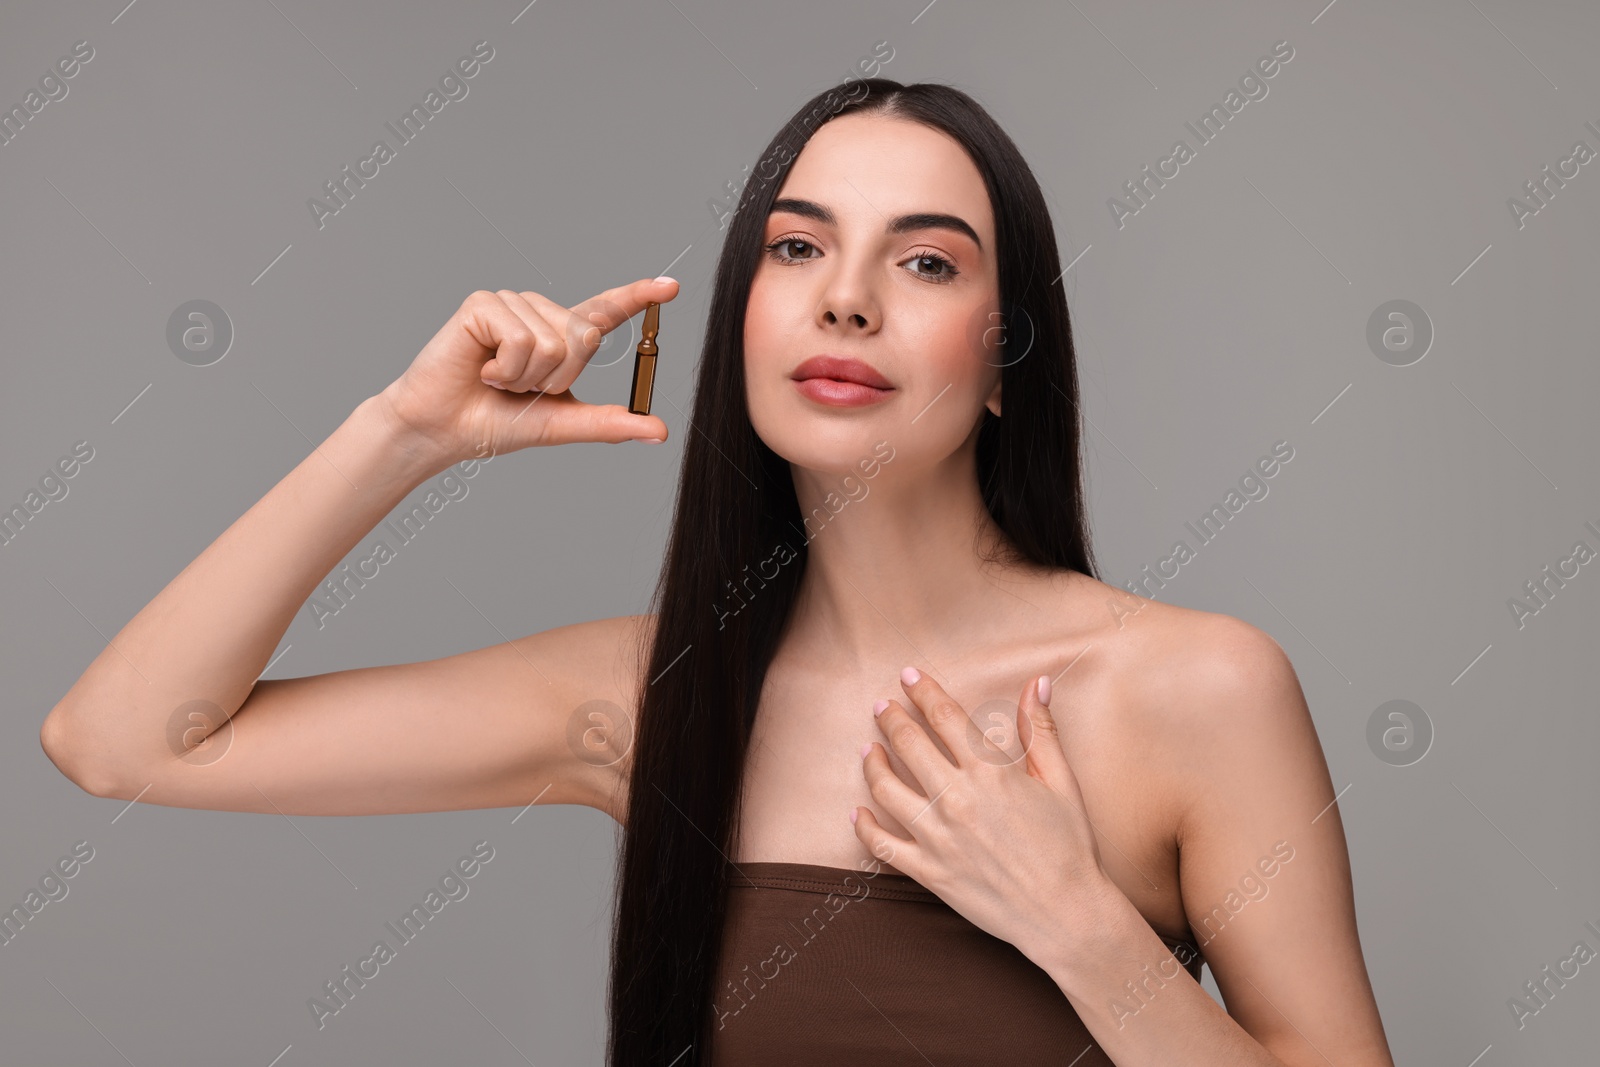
707, 860, 1205, 1065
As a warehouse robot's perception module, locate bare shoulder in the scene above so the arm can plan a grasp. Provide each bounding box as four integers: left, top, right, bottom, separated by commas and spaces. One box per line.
1068, 579, 1295, 719
1065, 577, 1313, 827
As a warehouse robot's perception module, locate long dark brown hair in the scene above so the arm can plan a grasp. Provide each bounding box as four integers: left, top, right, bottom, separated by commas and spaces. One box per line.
606, 78, 1097, 1064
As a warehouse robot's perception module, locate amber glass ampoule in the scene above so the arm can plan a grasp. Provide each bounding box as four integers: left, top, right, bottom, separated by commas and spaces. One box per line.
628, 301, 660, 415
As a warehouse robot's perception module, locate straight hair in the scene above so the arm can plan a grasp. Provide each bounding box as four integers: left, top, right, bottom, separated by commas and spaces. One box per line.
606, 78, 1097, 1065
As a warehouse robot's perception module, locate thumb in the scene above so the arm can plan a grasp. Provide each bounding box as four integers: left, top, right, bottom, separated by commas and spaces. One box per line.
1017, 674, 1077, 796
575, 400, 669, 444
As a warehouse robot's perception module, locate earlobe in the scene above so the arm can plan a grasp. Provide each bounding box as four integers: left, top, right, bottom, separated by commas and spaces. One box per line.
986, 383, 1002, 418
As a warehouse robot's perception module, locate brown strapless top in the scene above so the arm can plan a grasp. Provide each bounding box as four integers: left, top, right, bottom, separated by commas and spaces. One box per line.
707, 860, 1205, 1065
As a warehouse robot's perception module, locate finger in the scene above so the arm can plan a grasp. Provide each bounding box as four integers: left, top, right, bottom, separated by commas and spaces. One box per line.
516, 289, 608, 394
499, 375, 669, 445
462, 294, 541, 387
1017, 674, 1081, 799
896, 667, 974, 770
859, 741, 928, 829
873, 699, 952, 796
488, 290, 567, 389
556, 397, 670, 445
523, 276, 677, 365
523, 276, 676, 394
567, 276, 679, 344
849, 804, 919, 870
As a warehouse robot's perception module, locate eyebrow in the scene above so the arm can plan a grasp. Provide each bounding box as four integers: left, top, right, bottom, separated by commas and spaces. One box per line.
769, 197, 983, 252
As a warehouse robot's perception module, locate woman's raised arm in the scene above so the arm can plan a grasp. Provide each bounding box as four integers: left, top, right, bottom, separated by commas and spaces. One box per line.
39, 280, 677, 817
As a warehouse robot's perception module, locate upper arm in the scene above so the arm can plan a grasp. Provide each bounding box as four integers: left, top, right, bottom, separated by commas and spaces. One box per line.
1166, 616, 1395, 1066
87, 614, 651, 819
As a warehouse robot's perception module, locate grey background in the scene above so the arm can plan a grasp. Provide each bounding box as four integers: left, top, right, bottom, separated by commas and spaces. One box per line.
3, 0, 1597, 1063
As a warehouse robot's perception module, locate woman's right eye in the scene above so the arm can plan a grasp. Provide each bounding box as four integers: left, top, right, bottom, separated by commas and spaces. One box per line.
764, 237, 818, 264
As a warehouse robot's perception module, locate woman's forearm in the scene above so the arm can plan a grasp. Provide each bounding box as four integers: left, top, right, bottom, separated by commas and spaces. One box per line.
1023, 884, 1289, 1066
40, 394, 459, 789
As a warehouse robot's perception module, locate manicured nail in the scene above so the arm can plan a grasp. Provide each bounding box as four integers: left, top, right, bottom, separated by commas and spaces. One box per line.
632, 437, 664, 444
1037, 674, 1051, 706
848, 807, 858, 825
901, 667, 920, 686
655, 275, 677, 283
872, 699, 889, 717
860, 743, 872, 758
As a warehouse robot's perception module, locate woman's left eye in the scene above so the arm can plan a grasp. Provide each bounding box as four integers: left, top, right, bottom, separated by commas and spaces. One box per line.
905, 250, 959, 282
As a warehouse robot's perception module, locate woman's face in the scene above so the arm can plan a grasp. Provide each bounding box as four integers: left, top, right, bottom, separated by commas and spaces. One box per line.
744, 113, 1001, 474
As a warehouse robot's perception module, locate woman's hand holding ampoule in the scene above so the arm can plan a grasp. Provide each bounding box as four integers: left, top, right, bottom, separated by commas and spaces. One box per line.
375, 277, 677, 466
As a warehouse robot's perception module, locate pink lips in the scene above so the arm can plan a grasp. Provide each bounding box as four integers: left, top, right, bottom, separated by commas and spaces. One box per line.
791, 355, 895, 408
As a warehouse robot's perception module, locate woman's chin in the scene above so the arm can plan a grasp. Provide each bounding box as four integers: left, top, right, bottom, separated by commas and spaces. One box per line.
760, 432, 891, 475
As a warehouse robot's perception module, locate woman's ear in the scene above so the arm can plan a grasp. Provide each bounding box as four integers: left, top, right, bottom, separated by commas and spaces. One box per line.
985, 379, 1001, 418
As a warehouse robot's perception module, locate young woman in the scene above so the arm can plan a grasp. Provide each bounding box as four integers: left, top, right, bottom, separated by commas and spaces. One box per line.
42, 81, 1395, 1065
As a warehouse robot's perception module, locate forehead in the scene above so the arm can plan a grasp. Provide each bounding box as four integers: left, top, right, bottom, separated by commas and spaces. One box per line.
773, 113, 993, 245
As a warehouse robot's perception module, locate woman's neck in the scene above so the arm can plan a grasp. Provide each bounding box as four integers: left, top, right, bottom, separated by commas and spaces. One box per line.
784, 450, 1055, 676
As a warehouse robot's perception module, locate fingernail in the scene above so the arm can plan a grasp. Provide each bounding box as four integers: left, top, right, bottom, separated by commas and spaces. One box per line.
901, 667, 920, 686
860, 743, 872, 758
872, 699, 888, 717
486, 380, 507, 390
632, 437, 664, 444
655, 275, 677, 284
848, 807, 858, 825
1037, 674, 1052, 706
